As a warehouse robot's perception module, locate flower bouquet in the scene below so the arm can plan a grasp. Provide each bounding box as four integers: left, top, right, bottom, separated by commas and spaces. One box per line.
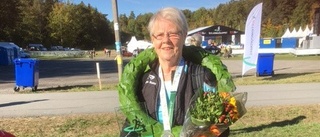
180, 89, 247, 137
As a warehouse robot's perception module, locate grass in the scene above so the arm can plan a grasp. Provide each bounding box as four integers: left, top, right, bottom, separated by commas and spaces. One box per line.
0, 113, 121, 137
36, 84, 118, 93
229, 104, 320, 137
233, 73, 320, 85
1, 104, 320, 136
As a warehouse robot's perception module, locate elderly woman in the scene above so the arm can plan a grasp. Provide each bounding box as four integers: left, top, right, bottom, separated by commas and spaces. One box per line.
118, 7, 235, 137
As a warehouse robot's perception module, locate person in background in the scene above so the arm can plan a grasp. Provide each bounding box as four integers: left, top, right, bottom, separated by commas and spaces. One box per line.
133, 47, 139, 57
185, 36, 193, 46
205, 39, 221, 55
119, 7, 234, 137
190, 33, 202, 47
89, 48, 95, 59
226, 45, 233, 58
103, 48, 108, 57
205, 39, 214, 51
221, 45, 228, 58
212, 41, 221, 55
107, 49, 111, 57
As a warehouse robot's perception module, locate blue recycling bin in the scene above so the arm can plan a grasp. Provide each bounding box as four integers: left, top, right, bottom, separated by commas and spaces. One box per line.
256, 53, 275, 76
14, 58, 39, 91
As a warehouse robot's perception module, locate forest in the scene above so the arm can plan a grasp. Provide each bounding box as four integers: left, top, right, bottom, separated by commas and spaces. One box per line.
0, 0, 319, 50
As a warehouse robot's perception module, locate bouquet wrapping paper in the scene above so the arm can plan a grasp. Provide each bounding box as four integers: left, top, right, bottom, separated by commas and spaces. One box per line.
180, 90, 248, 137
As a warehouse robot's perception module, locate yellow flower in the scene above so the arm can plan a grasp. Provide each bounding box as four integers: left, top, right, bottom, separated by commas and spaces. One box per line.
229, 97, 236, 107
219, 92, 240, 122
229, 97, 239, 121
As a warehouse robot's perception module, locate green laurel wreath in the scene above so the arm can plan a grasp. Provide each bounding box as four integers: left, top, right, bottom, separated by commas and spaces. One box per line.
118, 46, 235, 136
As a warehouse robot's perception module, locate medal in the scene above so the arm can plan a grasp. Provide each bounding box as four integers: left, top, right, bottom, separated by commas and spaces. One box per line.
161, 130, 174, 137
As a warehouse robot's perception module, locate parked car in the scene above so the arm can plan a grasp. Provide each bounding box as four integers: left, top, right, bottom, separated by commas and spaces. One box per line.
28, 44, 47, 51
19, 50, 31, 58
70, 48, 81, 51
50, 45, 64, 51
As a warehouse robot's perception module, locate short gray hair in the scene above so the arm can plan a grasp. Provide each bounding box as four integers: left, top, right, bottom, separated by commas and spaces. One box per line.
148, 7, 188, 37
191, 33, 202, 46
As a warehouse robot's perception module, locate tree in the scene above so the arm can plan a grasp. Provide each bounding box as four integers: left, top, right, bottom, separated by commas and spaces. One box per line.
0, 0, 20, 42
127, 14, 136, 35
262, 18, 280, 37
135, 13, 152, 40
48, 2, 74, 47
48, 2, 112, 49
182, 9, 193, 29
270, 0, 296, 25
213, 4, 229, 26
192, 7, 211, 28
2, 0, 320, 48
16, 0, 48, 46
227, 1, 246, 29
119, 14, 128, 33
290, 0, 314, 29
118, 14, 131, 43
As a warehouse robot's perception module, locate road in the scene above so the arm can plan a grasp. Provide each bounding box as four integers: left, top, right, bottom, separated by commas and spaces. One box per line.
1, 83, 320, 118
0, 56, 319, 117
0, 56, 319, 94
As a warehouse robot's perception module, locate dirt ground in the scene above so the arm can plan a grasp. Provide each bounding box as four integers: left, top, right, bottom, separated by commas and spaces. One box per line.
0, 55, 319, 94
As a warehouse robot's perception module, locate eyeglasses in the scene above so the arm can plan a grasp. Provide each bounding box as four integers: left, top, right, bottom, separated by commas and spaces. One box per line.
152, 31, 181, 40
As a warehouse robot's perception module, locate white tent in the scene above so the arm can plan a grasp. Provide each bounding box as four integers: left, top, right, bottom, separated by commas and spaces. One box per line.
282, 25, 315, 39
289, 28, 297, 37
310, 27, 314, 35
296, 27, 305, 47
126, 36, 152, 53
282, 28, 291, 38
303, 25, 311, 36
297, 26, 304, 37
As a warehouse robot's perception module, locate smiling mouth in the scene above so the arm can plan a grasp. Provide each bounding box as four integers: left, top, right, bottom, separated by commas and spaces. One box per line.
162, 47, 173, 50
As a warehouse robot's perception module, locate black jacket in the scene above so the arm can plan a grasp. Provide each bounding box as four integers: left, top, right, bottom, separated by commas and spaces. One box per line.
137, 59, 217, 126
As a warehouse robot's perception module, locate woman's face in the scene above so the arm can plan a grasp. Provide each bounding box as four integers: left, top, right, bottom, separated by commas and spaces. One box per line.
151, 18, 185, 62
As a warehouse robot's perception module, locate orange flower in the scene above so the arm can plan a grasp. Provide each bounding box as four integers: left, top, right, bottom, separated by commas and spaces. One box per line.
219, 92, 230, 99
210, 125, 221, 136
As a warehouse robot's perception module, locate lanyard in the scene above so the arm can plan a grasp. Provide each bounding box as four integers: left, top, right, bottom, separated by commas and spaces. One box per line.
158, 58, 184, 131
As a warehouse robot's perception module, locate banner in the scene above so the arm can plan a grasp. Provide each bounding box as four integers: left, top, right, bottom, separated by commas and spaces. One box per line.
242, 3, 263, 76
